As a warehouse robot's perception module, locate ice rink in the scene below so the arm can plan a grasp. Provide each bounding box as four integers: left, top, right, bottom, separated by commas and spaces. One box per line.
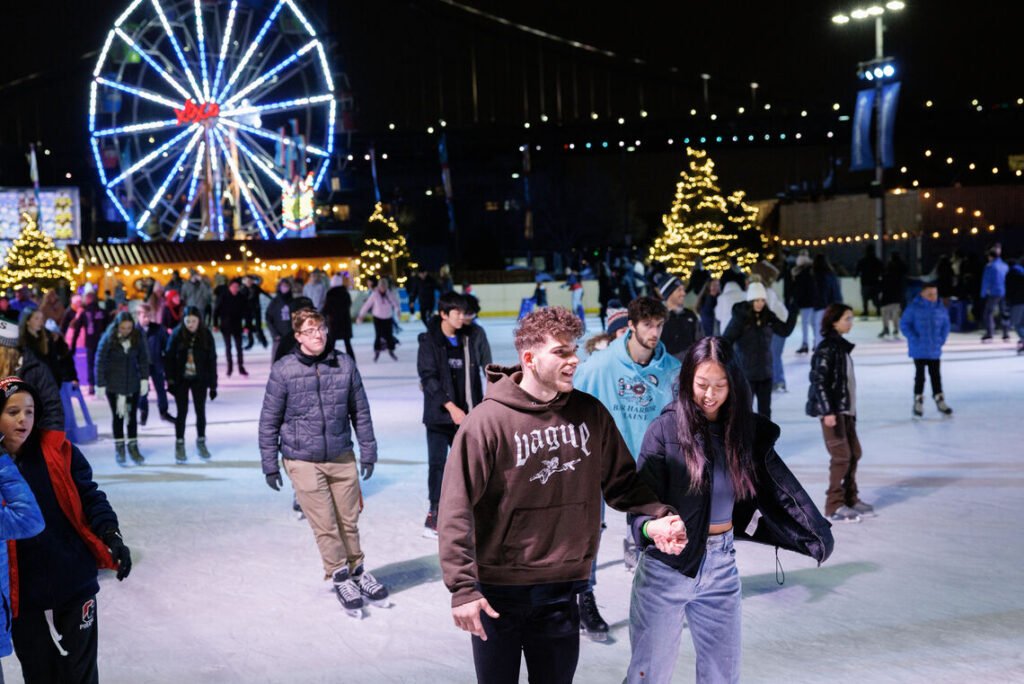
5, 313, 1023, 683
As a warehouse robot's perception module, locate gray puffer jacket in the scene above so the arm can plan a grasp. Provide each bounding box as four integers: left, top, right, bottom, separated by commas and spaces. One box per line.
259, 347, 377, 475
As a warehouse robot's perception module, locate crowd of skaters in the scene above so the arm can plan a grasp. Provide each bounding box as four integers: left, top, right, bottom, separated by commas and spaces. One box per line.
0, 241, 1018, 682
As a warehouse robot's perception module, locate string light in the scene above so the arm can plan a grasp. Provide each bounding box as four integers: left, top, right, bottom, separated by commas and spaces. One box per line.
358, 202, 417, 288
0, 212, 76, 290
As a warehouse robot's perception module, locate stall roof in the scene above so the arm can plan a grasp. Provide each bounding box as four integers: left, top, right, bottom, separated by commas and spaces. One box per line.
67, 236, 357, 266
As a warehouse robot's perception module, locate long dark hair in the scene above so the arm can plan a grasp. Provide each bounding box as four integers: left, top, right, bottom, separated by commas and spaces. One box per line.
18, 309, 48, 357
179, 305, 210, 349
675, 337, 756, 499
110, 311, 143, 347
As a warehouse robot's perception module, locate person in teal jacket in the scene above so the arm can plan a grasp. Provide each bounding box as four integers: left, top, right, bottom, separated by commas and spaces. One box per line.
0, 446, 46, 665
573, 295, 682, 641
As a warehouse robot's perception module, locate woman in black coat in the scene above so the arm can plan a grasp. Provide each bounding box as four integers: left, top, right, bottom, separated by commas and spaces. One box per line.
164, 306, 218, 463
94, 312, 150, 466
322, 274, 355, 361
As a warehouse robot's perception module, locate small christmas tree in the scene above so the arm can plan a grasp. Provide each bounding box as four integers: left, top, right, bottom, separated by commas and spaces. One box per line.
0, 211, 76, 291
358, 202, 417, 288
649, 147, 765, 280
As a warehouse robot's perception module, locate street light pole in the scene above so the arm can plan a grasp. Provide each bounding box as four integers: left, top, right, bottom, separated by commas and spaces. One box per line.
873, 13, 885, 260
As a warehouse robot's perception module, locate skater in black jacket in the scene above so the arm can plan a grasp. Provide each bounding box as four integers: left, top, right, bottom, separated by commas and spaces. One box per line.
323, 274, 355, 361
215, 279, 248, 376
165, 306, 218, 463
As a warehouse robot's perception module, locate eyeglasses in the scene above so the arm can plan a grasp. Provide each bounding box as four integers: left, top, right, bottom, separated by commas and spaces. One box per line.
297, 325, 327, 338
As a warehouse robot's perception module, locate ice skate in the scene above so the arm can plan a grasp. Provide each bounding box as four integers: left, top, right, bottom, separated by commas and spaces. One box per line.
934, 393, 953, 417
332, 567, 365, 619
912, 394, 924, 418
127, 439, 145, 465
196, 437, 212, 460
292, 495, 305, 520
852, 501, 877, 518
578, 591, 609, 642
353, 565, 391, 608
174, 439, 187, 464
423, 510, 438, 539
623, 536, 638, 573
115, 439, 127, 467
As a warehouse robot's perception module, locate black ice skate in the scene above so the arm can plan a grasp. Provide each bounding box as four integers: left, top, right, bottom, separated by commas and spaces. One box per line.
912, 394, 924, 418
352, 564, 391, 608
127, 439, 145, 465
623, 536, 638, 573
196, 437, 212, 460
332, 567, 365, 619
174, 439, 187, 464
578, 591, 609, 642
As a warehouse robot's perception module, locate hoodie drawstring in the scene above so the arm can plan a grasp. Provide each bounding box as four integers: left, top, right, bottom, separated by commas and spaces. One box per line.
44, 609, 69, 656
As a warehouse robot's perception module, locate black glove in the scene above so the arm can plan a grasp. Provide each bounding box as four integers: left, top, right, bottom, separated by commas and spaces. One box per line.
360, 462, 374, 481
209, 387, 217, 400
103, 529, 132, 581
266, 472, 283, 491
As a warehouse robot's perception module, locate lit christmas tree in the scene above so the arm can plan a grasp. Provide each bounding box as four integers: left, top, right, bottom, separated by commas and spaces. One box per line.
649, 147, 765, 280
0, 211, 76, 291
358, 202, 417, 288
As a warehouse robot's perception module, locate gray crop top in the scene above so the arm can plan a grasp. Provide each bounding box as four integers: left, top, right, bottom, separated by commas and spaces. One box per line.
708, 422, 735, 525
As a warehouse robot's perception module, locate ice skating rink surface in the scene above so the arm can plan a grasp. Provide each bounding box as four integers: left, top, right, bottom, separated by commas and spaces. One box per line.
6, 315, 1022, 683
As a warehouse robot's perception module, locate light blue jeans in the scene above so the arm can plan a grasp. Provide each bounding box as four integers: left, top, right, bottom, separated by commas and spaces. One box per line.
771, 334, 786, 386
627, 531, 741, 684
799, 308, 814, 348
812, 308, 826, 350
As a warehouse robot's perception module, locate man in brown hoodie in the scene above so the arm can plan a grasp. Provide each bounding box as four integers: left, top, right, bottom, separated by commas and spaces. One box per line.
438, 306, 686, 683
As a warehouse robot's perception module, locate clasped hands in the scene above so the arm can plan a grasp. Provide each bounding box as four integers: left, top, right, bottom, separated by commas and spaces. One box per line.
645, 514, 688, 555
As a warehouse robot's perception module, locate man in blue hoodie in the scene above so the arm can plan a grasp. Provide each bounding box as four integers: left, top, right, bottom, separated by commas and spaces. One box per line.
572, 295, 681, 640
980, 247, 1010, 342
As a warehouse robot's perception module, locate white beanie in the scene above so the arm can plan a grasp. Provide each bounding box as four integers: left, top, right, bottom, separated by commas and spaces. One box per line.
746, 282, 768, 302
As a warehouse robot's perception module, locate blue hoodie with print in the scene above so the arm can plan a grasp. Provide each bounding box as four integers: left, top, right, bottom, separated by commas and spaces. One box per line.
573, 332, 681, 458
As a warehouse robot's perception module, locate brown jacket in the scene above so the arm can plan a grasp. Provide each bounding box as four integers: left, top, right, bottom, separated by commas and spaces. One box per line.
438, 365, 673, 607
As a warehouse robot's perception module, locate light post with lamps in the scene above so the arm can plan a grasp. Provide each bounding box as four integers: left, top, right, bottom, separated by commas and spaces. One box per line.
833, 1, 905, 258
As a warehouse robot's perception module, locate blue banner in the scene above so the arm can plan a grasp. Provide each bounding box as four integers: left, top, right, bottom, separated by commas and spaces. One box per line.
850, 88, 876, 172
879, 82, 901, 169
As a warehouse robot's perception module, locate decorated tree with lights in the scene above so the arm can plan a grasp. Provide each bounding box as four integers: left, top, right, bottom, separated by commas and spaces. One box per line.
649, 147, 765, 280
0, 212, 76, 291
358, 202, 417, 288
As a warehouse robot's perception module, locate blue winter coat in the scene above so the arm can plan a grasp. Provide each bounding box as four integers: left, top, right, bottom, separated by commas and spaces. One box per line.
0, 454, 45, 657
899, 295, 950, 360
981, 257, 1009, 298
573, 332, 681, 458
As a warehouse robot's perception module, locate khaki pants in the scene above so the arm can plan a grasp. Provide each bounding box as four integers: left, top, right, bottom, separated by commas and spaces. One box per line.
284, 454, 364, 578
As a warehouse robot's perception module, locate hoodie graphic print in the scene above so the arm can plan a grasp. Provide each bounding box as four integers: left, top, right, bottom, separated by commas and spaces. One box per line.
438, 366, 673, 607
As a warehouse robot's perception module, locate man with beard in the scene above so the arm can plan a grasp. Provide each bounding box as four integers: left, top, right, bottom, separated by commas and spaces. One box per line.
438, 306, 685, 683
572, 295, 682, 639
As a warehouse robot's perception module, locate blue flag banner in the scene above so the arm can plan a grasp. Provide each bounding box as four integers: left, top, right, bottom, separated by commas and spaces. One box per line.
850, 88, 876, 172
438, 134, 456, 234
879, 82, 901, 169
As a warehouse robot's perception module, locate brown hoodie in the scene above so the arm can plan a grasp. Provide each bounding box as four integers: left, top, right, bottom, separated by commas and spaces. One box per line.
438, 365, 674, 607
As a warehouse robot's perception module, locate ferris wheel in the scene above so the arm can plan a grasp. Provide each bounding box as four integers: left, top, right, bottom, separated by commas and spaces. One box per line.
89, 0, 348, 241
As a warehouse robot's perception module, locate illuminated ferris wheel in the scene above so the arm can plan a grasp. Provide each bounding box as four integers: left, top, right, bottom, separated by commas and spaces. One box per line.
89, 0, 347, 240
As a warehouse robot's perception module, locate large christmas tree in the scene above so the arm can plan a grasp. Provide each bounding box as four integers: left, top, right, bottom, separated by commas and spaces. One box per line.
358, 202, 417, 288
649, 147, 764, 280
0, 211, 76, 291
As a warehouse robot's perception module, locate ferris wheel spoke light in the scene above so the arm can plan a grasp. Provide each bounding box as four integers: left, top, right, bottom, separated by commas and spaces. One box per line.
88, 80, 98, 132
284, 0, 316, 36
226, 126, 287, 188
205, 130, 226, 236
105, 188, 134, 225
217, 0, 286, 103
106, 124, 200, 188
218, 118, 328, 157
212, 129, 271, 239
96, 77, 183, 110
151, 0, 205, 102
220, 93, 334, 118
136, 129, 204, 234
194, 0, 211, 101
114, 0, 144, 27
326, 98, 336, 154
211, 0, 239, 97
223, 39, 319, 108
315, 43, 335, 92
176, 140, 206, 240
313, 159, 330, 193
115, 28, 193, 101
93, 118, 180, 137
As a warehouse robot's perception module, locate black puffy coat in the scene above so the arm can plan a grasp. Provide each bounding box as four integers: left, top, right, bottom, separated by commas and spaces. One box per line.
215, 290, 248, 334
17, 348, 65, 431
661, 309, 704, 362
417, 317, 485, 426
629, 406, 833, 577
806, 331, 854, 417
259, 348, 377, 474
723, 302, 797, 382
94, 327, 150, 395
164, 325, 218, 390
791, 265, 816, 309
322, 285, 353, 341
265, 292, 293, 339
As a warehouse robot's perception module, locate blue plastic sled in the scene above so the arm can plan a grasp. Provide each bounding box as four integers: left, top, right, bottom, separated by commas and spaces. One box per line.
61, 382, 98, 444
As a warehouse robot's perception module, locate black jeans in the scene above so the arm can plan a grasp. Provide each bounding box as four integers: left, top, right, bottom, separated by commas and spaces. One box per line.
913, 359, 943, 395
427, 425, 457, 510
13, 595, 99, 684
749, 378, 773, 419
372, 316, 396, 351
139, 363, 169, 416
222, 329, 244, 371
106, 391, 139, 440
174, 379, 208, 439
472, 589, 580, 684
